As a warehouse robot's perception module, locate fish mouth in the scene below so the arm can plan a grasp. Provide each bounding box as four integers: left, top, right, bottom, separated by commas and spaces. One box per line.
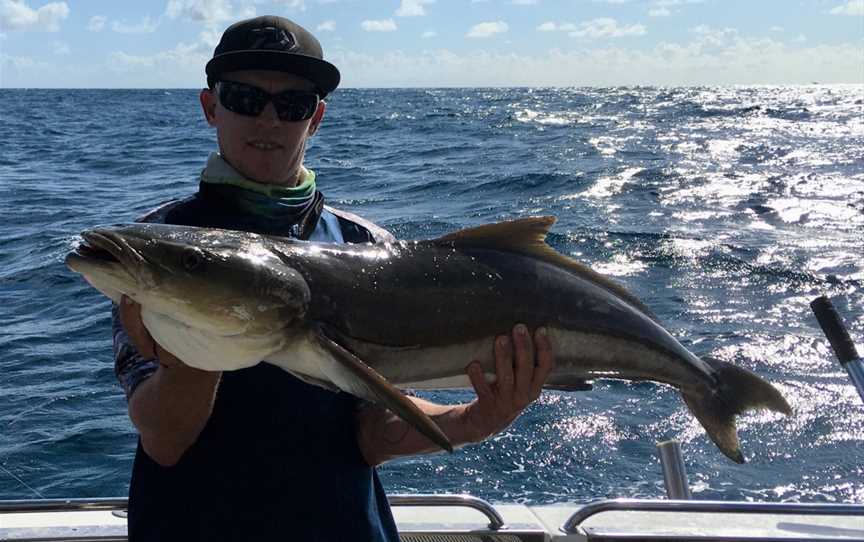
73, 230, 147, 270
74, 233, 119, 264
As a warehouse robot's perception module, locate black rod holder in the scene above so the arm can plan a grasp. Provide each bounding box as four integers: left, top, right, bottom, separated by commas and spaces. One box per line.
810, 295, 864, 404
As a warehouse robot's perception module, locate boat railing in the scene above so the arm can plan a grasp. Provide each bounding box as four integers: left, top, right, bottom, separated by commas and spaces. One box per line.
0, 498, 127, 513
390, 494, 507, 530
0, 494, 508, 530
3, 495, 864, 540
561, 498, 864, 534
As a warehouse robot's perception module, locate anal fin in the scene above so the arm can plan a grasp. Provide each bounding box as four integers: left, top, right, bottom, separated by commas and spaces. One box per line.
314, 325, 454, 453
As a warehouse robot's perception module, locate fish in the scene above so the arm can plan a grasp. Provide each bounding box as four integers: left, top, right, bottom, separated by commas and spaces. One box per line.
65, 216, 792, 462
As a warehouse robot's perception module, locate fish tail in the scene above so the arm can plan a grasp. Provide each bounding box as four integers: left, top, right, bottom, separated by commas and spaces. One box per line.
681, 356, 792, 463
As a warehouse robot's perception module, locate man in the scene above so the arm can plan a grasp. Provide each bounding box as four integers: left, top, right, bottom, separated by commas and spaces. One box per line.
115, 15, 555, 541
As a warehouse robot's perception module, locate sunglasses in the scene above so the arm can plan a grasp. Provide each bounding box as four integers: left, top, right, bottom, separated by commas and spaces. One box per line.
215, 80, 320, 122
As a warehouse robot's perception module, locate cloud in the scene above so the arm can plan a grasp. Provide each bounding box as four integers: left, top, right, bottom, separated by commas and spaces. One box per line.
107, 41, 210, 83
327, 39, 863, 88
3, 37, 212, 87
87, 15, 106, 31
316, 20, 335, 31
199, 28, 220, 47
396, 0, 433, 17
570, 18, 646, 39
770, 25, 783, 32
52, 40, 69, 54
830, 0, 864, 15
361, 19, 397, 32
1, 52, 50, 72
422, 30, 437, 38
649, 7, 671, 16
0, 0, 69, 32
467, 21, 508, 38
272, 0, 305, 9
689, 25, 738, 48
537, 21, 576, 32
111, 16, 158, 34
165, 0, 255, 27
7, 32, 864, 88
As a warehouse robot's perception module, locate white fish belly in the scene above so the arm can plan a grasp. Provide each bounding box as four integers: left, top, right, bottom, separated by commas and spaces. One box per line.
141, 308, 284, 371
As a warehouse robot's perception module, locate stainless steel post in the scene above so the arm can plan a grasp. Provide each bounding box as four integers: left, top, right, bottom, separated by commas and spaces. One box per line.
810, 296, 864, 405
657, 440, 692, 500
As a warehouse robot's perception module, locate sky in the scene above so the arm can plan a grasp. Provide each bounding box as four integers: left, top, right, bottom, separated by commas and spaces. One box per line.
1, 0, 863, 88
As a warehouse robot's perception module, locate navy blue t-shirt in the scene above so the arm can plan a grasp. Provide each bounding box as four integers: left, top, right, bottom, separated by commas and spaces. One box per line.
114, 187, 399, 542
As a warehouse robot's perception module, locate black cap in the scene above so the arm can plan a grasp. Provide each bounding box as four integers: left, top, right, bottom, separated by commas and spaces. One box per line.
205, 16, 340, 97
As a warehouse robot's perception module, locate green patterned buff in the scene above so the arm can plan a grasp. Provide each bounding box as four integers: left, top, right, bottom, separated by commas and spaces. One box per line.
199, 153, 318, 219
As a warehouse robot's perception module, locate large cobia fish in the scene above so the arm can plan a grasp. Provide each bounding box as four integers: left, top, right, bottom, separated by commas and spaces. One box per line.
66, 217, 791, 462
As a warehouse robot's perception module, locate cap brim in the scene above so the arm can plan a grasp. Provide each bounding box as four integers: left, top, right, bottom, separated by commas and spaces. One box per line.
206, 50, 340, 97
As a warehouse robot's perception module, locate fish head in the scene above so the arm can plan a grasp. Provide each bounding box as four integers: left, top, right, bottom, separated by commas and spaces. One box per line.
66, 223, 310, 336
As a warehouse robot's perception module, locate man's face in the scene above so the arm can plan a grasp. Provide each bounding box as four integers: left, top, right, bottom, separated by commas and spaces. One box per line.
200, 70, 326, 186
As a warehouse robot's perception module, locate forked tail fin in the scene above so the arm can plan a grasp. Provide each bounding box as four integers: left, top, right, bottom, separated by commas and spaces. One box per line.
681, 356, 792, 463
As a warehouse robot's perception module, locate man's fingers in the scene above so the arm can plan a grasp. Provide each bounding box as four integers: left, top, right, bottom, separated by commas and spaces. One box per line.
118, 295, 135, 323
530, 327, 555, 397
467, 362, 493, 402
118, 295, 155, 358
494, 334, 515, 402
512, 324, 534, 399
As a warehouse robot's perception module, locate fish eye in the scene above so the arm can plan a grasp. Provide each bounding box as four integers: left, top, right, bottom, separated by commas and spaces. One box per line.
181, 249, 203, 271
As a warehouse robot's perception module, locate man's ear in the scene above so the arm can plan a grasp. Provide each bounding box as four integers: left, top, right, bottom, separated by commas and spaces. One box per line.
200, 88, 218, 126
307, 100, 327, 136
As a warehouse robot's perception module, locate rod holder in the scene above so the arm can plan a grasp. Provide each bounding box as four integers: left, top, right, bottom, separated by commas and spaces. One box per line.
657, 440, 692, 500
810, 296, 864, 405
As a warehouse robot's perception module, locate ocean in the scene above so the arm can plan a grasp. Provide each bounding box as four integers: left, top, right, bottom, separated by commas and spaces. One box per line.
0, 86, 862, 504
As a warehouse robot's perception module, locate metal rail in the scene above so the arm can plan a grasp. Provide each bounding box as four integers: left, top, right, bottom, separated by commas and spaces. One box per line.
0, 498, 128, 513
561, 498, 864, 534
657, 440, 691, 500
0, 495, 506, 531
389, 494, 506, 530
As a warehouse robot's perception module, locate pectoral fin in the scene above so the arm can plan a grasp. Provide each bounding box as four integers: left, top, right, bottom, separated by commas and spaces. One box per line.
314, 326, 454, 453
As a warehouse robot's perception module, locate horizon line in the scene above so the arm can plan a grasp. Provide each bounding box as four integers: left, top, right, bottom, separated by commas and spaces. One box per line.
2, 83, 862, 91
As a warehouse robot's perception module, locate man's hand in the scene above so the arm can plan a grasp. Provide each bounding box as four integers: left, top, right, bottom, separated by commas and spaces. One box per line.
118, 295, 183, 368
463, 324, 555, 441
355, 323, 556, 465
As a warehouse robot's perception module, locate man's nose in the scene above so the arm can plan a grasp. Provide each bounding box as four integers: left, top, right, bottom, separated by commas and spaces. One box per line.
256, 100, 281, 125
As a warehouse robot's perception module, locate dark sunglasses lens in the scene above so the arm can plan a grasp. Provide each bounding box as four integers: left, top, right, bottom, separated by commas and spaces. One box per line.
273, 92, 319, 122
218, 82, 266, 117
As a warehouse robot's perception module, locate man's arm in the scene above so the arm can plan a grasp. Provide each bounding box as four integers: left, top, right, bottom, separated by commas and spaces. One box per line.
118, 297, 221, 467
356, 325, 555, 466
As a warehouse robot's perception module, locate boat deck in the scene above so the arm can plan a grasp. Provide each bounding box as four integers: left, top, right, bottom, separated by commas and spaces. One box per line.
1, 495, 862, 541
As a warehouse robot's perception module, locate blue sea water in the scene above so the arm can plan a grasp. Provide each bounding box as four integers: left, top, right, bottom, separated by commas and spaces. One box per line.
0, 86, 862, 505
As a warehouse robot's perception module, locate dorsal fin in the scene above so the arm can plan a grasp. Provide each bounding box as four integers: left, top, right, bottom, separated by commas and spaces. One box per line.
439, 216, 557, 248
437, 217, 659, 322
